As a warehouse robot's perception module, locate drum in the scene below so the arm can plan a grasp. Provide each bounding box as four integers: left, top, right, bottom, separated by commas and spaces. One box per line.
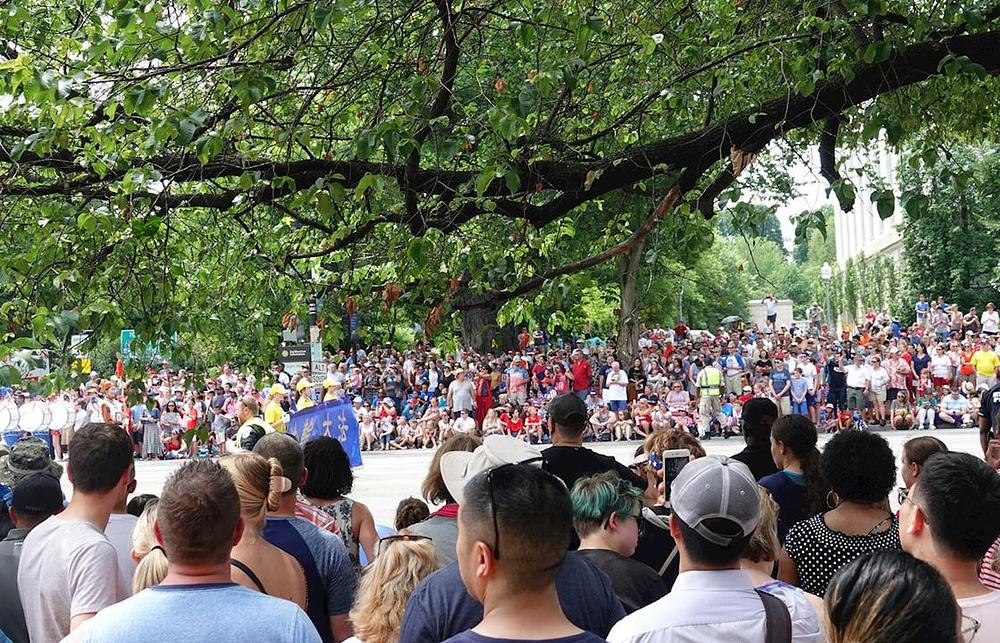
0, 402, 18, 432
17, 401, 52, 432
0, 402, 19, 447
49, 401, 76, 432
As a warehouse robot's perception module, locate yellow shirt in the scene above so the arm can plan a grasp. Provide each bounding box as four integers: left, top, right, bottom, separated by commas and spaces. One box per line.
264, 399, 286, 432
971, 350, 1000, 376
296, 395, 315, 411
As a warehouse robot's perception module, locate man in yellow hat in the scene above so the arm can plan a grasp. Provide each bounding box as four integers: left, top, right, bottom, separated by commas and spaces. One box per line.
264, 383, 289, 433
295, 379, 315, 412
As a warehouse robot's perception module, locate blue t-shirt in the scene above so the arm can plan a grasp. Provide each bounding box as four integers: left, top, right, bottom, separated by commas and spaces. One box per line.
80, 583, 320, 643
770, 369, 790, 397
263, 516, 356, 643
444, 631, 605, 643
400, 554, 624, 643
758, 470, 807, 543
789, 378, 809, 400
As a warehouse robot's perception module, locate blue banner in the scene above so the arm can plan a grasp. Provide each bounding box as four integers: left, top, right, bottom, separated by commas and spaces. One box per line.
285, 398, 363, 468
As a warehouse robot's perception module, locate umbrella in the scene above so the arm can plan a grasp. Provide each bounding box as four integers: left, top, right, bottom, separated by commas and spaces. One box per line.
721, 315, 743, 324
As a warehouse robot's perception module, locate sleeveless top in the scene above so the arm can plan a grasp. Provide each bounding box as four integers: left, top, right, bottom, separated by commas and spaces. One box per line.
320, 497, 360, 570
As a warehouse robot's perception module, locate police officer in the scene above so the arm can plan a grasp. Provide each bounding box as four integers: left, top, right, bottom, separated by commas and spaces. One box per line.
697, 360, 724, 439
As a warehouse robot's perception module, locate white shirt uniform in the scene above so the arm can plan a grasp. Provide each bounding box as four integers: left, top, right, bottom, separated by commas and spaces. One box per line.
607, 570, 821, 643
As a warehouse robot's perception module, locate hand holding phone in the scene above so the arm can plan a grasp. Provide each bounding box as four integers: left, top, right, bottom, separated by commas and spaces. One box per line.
662, 448, 691, 488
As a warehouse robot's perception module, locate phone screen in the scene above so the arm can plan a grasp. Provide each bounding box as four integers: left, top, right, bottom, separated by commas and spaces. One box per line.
662, 449, 690, 488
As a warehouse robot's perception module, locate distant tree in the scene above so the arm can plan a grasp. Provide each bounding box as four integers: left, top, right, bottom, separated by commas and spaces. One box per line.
900, 147, 1000, 313
716, 205, 786, 254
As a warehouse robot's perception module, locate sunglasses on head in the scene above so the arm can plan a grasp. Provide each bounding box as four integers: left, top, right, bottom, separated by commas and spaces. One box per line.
485, 458, 563, 560
375, 533, 432, 556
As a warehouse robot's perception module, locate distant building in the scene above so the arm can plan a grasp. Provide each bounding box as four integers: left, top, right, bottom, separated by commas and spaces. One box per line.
833, 144, 904, 268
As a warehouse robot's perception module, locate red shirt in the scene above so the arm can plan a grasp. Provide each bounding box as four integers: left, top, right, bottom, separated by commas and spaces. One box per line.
571, 360, 592, 391
518, 332, 531, 350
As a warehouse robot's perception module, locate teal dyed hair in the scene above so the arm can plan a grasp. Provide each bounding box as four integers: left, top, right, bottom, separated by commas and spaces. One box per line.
570, 471, 642, 538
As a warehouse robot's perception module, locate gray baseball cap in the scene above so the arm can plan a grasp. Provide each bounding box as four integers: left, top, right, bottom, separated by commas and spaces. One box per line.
670, 455, 760, 546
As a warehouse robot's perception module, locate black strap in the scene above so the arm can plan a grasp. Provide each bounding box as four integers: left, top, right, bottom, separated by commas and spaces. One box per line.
755, 589, 792, 643
230, 559, 267, 595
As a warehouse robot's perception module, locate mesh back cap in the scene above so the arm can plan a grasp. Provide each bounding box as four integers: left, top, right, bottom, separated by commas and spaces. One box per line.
670, 455, 760, 546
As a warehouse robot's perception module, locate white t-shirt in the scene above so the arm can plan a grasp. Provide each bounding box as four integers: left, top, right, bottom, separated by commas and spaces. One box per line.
105, 512, 139, 596
868, 367, 890, 392
983, 311, 1000, 334
799, 362, 818, 392
18, 516, 128, 642
958, 590, 1000, 642
845, 364, 870, 389
606, 369, 628, 401
453, 416, 476, 434
931, 354, 952, 378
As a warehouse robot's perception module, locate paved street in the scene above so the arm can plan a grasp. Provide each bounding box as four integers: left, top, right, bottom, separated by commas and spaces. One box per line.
66, 428, 986, 527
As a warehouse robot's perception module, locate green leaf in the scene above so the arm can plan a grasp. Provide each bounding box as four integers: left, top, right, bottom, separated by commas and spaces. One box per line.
884, 120, 904, 146
503, 168, 520, 193
10, 337, 40, 350
870, 189, 895, 220
828, 179, 856, 211
317, 191, 334, 216
475, 168, 495, 197
406, 237, 428, 267
902, 192, 929, 219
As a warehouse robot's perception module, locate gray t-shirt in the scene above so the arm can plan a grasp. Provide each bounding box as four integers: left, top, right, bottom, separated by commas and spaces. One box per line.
104, 513, 138, 596
79, 582, 321, 642
448, 380, 476, 412
408, 514, 459, 565
0, 528, 29, 643
18, 516, 128, 642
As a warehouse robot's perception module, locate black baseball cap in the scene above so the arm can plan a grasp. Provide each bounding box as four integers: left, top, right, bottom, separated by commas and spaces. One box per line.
11, 472, 65, 516
547, 393, 588, 430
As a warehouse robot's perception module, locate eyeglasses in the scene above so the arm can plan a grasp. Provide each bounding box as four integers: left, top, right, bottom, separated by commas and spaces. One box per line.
375, 533, 432, 556
485, 458, 561, 560
963, 614, 981, 642
897, 487, 925, 520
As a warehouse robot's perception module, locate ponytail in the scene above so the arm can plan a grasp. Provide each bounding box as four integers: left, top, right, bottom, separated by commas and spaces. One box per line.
771, 415, 829, 517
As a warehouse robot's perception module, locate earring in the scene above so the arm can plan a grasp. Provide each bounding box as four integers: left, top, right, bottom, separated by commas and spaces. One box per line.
826, 490, 839, 509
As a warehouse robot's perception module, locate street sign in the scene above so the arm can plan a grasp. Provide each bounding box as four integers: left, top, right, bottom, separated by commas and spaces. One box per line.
278, 344, 311, 376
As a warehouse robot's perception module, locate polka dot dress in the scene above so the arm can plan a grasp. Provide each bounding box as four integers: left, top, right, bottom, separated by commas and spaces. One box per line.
785, 512, 901, 596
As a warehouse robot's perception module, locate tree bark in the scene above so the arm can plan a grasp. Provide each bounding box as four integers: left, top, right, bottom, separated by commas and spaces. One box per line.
455, 293, 515, 353
616, 236, 645, 366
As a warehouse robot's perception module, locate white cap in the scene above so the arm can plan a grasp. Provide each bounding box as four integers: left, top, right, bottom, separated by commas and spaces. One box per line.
440, 435, 542, 504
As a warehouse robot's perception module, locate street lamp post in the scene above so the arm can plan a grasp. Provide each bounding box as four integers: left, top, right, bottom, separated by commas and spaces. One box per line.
821, 262, 833, 329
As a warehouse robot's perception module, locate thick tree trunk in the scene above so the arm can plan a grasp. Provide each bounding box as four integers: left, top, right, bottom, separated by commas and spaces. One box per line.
456, 295, 515, 353
616, 237, 645, 366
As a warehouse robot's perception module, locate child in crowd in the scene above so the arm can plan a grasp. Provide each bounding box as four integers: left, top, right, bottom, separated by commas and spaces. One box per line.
790, 368, 809, 415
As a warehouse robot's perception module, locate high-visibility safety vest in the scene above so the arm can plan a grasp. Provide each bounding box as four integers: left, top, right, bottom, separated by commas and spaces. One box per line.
698, 366, 723, 396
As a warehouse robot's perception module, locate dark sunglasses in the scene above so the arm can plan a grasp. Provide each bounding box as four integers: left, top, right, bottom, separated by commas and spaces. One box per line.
485, 458, 563, 560
375, 533, 431, 556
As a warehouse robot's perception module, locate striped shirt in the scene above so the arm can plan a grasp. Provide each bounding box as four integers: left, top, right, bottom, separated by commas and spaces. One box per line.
295, 498, 339, 536
979, 536, 1000, 591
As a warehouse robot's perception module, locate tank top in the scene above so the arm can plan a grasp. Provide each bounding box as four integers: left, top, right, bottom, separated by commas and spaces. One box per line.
320, 498, 360, 570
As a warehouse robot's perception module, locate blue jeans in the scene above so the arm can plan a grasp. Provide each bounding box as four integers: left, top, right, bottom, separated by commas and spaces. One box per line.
792, 400, 809, 415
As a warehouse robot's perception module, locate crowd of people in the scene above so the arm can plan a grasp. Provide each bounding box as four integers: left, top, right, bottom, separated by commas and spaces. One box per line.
15, 292, 1000, 466
1, 381, 1000, 642
3, 291, 1000, 641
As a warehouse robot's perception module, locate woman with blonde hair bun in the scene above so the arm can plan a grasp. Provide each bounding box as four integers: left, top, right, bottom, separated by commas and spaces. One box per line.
219, 452, 307, 609
130, 500, 168, 594
346, 533, 440, 643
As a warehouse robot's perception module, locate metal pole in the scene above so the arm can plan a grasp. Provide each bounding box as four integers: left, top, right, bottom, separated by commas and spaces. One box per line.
824, 281, 832, 329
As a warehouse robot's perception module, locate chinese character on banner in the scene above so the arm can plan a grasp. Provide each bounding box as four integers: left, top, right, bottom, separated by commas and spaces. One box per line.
285, 398, 363, 467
